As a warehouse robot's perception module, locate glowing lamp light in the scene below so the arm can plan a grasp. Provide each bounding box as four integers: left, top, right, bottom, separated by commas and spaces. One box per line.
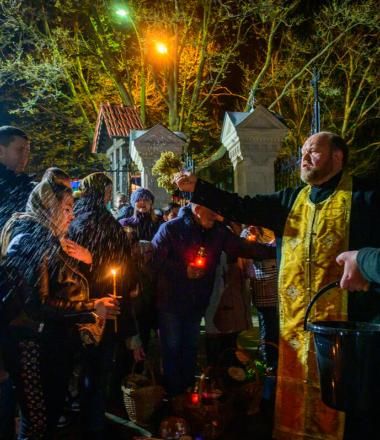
155, 42, 168, 55
115, 8, 129, 17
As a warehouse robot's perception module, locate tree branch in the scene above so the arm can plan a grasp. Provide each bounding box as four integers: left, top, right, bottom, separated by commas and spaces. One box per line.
268, 23, 359, 110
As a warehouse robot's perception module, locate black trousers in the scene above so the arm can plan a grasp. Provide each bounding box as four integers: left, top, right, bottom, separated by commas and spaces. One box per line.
256, 306, 279, 369
4, 326, 74, 440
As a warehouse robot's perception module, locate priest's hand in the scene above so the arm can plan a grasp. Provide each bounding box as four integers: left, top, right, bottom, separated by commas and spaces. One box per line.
175, 171, 197, 193
336, 250, 370, 292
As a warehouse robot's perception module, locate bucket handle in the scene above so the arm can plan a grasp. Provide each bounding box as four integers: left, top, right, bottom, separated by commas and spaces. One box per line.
303, 280, 340, 331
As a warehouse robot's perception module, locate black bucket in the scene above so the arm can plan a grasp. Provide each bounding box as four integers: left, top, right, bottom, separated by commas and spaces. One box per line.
304, 281, 380, 412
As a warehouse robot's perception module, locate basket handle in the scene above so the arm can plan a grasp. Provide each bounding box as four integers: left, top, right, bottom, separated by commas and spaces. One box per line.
131, 360, 156, 385
303, 280, 340, 331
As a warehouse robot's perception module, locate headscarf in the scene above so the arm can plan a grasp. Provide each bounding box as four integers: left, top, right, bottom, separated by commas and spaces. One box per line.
0, 172, 71, 256
42, 167, 71, 188
79, 172, 112, 199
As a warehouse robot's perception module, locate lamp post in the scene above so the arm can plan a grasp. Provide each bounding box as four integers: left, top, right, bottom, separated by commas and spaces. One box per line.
114, 5, 178, 129
115, 7, 146, 126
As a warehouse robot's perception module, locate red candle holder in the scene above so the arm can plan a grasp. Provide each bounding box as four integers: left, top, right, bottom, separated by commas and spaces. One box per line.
190, 246, 207, 268
190, 392, 201, 405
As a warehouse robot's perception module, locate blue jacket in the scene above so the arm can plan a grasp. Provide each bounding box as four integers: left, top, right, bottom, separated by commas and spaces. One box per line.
151, 205, 275, 317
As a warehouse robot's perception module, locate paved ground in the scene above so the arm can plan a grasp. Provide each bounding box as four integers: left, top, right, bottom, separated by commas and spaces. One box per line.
56, 399, 274, 439
55, 325, 275, 439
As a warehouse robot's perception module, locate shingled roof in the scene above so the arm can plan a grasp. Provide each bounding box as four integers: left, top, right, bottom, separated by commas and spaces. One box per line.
91, 103, 144, 153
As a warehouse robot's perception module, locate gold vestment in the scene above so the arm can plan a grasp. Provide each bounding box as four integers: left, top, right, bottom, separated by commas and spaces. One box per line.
274, 174, 352, 440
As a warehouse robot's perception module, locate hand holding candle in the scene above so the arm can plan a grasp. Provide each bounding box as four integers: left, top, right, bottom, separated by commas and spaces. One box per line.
94, 297, 120, 321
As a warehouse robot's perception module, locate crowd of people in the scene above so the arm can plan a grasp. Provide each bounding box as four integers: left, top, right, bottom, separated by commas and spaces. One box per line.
0, 125, 379, 440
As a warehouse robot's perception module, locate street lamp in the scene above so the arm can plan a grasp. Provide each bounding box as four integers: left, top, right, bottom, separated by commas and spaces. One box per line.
114, 5, 146, 126
155, 42, 168, 55
115, 8, 129, 18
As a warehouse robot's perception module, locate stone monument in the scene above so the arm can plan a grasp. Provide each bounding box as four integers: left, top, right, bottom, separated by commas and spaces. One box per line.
130, 124, 186, 207
220, 105, 288, 195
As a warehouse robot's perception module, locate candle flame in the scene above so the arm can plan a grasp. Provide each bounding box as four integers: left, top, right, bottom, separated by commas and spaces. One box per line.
191, 393, 200, 405
111, 268, 117, 276
195, 257, 205, 268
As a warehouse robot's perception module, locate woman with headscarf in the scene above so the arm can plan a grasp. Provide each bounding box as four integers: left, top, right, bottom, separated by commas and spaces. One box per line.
68, 172, 138, 439
69, 173, 136, 295
0, 170, 118, 440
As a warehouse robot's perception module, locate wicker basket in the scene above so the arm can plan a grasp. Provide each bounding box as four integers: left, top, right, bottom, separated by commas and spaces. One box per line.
121, 363, 166, 426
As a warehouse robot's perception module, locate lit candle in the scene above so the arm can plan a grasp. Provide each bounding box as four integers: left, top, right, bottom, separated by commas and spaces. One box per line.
111, 268, 118, 333
192, 246, 207, 268
194, 256, 206, 268
191, 392, 200, 405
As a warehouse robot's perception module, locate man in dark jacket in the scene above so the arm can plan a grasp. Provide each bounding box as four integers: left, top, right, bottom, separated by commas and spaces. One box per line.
0, 126, 35, 231
176, 132, 380, 440
0, 125, 34, 440
152, 203, 275, 396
